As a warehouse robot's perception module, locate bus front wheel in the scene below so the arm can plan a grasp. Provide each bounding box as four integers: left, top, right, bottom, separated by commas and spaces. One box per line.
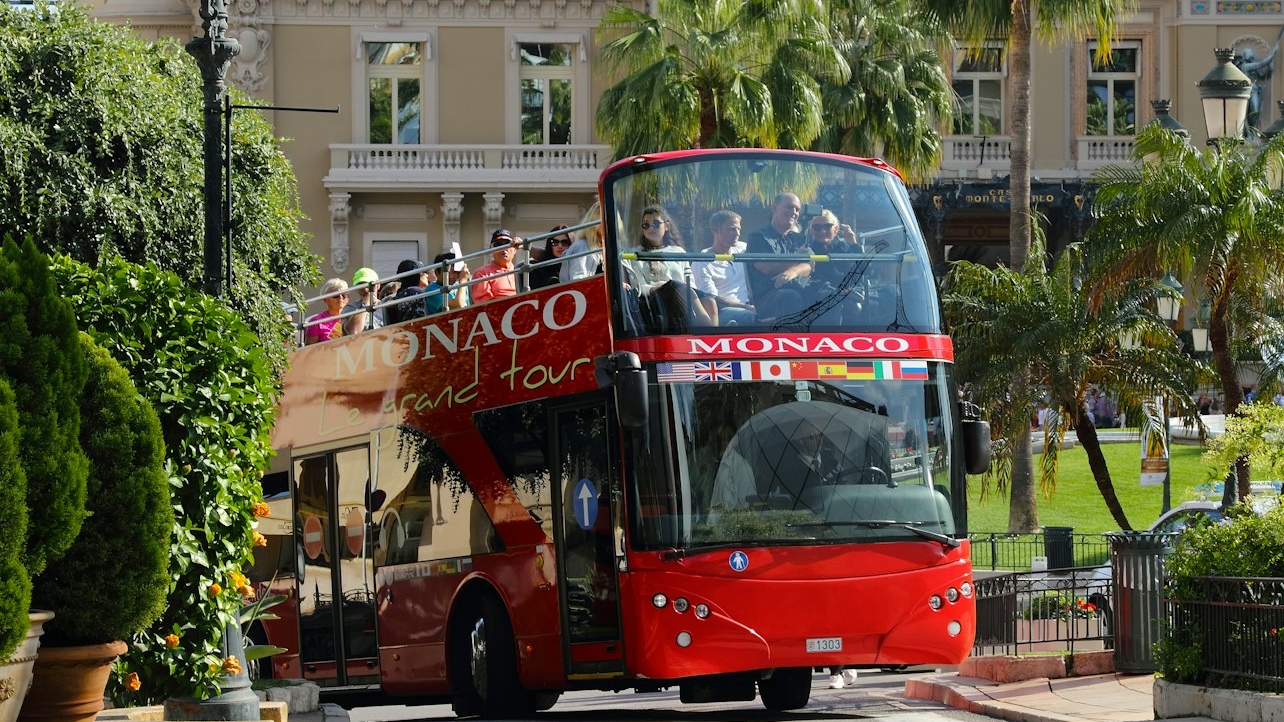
467, 594, 533, 719
758, 667, 811, 711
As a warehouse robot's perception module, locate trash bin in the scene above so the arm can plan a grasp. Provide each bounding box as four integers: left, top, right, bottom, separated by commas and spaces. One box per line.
1043, 526, 1074, 570
1106, 531, 1176, 674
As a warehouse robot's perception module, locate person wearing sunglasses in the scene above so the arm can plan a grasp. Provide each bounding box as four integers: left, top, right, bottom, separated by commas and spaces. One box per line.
622, 205, 718, 328
303, 277, 348, 345
805, 209, 865, 324
529, 224, 571, 289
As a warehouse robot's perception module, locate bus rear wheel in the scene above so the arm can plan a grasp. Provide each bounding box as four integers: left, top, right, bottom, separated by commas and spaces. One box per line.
758, 667, 811, 711
466, 594, 534, 719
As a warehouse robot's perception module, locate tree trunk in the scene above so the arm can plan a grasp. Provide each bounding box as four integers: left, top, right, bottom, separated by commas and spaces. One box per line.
1005, 0, 1037, 532
1073, 410, 1133, 530
1209, 292, 1250, 499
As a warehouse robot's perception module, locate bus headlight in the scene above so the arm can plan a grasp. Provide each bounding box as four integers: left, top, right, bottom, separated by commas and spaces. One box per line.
960, 582, 974, 598
694, 604, 710, 619
673, 597, 690, 613
947, 620, 962, 637
652, 593, 668, 609
928, 595, 943, 611
676, 631, 692, 647
945, 587, 960, 603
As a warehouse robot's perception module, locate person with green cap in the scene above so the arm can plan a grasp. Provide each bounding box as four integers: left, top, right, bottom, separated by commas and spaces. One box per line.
342, 266, 384, 335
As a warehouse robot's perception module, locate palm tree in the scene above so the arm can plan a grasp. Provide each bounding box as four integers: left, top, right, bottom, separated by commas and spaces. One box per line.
594, 0, 848, 158
917, 0, 1137, 531
943, 234, 1203, 531
812, 0, 954, 182
1089, 125, 1284, 501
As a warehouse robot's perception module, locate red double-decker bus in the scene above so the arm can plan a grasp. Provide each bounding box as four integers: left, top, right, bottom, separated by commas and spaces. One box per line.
250, 149, 990, 717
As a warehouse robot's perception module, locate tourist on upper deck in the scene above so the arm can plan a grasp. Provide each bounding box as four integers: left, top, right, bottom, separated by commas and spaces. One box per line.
745, 192, 811, 316
622, 205, 717, 325
805, 208, 865, 324
692, 210, 754, 326
342, 266, 385, 335
386, 260, 440, 323
560, 202, 604, 282
304, 278, 348, 345
436, 252, 470, 309
472, 229, 524, 304
529, 224, 571, 289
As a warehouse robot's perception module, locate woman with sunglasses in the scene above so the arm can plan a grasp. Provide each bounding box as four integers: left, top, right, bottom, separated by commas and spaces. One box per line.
529, 224, 571, 289
622, 205, 717, 327
303, 277, 348, 345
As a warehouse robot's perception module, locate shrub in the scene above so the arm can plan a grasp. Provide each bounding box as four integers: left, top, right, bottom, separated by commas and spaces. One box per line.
30, 334, 173, 647
0, 236, 88, 577
0, 378, 30, 660
51, 256, 279, 703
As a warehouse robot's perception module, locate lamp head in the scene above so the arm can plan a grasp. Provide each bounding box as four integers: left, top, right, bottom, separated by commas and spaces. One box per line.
1198, 48, 1252, 143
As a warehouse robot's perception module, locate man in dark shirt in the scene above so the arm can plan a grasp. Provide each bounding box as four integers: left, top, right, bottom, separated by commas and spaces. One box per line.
744, 192, 811, 316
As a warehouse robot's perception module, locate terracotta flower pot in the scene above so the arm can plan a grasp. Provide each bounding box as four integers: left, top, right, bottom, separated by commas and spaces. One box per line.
0, 611, 54, 722
17, 640, 126, 722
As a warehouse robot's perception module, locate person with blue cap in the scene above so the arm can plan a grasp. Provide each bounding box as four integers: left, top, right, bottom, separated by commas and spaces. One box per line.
342, 266, 384, 335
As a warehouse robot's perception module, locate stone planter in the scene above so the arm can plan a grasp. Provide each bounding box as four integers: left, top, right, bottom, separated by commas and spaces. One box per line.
18, 640, 127, 722
0, 612, 54, 722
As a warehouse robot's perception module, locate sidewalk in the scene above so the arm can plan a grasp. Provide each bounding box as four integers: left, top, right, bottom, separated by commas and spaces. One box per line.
906, 672, 1218, 722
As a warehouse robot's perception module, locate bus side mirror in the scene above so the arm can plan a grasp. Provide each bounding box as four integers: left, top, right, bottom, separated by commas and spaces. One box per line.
960, 401, 991, 475
595, 351, 648, 429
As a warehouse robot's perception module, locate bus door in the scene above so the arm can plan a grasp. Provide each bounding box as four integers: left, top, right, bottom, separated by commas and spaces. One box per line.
551, 402, 624, 678
292, 445, 380, 688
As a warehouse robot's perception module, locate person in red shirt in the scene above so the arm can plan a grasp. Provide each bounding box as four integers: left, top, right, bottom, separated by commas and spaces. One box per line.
472, 229, 524, 303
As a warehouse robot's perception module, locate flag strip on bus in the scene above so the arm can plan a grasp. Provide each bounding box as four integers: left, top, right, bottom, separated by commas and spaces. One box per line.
655, 359, 931, 383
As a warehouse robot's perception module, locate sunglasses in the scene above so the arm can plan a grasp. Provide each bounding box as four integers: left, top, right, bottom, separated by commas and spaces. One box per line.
552, 238, 572, 247
641, 220, 666, 230
810, 223, 834, 231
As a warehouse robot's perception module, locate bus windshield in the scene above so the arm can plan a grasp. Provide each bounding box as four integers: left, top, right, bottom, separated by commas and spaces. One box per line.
628, 361, 960, 551
603, 152, 940, 337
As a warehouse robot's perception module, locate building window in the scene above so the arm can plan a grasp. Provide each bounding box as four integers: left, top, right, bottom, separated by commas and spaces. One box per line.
518, 43, 573, 145
367, 41, 423, 145
952, 45, 1005, 136
1086, 41, 1139, 136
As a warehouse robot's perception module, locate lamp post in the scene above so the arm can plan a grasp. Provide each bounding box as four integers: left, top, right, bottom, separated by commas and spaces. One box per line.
1148, 99, 1189, 140
1156, 271, 1184, 514
1198, 48, 1252, 146
186, 0, 240, 298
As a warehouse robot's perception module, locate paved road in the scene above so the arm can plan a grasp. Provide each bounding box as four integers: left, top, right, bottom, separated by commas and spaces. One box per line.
343, 668, 995, 722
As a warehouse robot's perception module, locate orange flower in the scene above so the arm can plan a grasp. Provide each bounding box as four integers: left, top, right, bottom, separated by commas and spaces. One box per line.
222, 656, 243, 676
125, 672, 141, 692
165, 634, 179, 648
252, 502, 270, 518
229, 571, 248, 589
239, 585, 256, 600
253, 532, 267, 548
209, 583, 222, 596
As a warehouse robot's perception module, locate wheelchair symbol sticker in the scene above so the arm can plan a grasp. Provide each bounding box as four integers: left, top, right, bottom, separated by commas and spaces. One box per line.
729, 551, 749, 572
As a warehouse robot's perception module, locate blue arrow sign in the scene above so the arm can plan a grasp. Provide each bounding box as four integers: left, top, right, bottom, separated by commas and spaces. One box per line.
573, 478, 599, 530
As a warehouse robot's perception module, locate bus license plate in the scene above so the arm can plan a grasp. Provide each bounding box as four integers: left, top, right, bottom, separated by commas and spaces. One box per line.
806, 637, 842, 653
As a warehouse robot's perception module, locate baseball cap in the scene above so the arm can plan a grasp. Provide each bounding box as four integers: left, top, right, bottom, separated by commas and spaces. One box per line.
396, 259, 427, 276
352, 267, 379, 286
490, 229, 516, 246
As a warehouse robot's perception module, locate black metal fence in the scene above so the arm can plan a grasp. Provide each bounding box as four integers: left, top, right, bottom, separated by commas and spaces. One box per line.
1163, 576, 1284, 692
973, 567, 1114, 656
970, 530, 1112, 572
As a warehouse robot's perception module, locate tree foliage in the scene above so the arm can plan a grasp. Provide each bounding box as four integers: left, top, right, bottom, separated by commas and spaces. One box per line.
0, 377, 29, 661
32, 334, 173, 647
0, 236, 88, 577
1091, 126, 1284, 500
0, 4, 319, 371
943, 233, 1204, 531
52, 256, 279, 703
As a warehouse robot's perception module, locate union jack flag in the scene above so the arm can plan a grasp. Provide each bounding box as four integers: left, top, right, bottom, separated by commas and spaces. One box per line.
693, 361, 734, 382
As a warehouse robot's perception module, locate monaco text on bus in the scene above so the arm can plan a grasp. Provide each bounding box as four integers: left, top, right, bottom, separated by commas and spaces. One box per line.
254, 149, 991, 717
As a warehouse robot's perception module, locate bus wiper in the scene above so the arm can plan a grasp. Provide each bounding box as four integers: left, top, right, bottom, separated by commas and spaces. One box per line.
787, 520, 959, 550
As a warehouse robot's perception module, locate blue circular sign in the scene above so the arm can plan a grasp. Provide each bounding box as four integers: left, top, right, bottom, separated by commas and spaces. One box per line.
728, 551, 749, 572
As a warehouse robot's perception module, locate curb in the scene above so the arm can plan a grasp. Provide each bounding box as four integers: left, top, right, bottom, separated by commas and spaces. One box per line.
906, 675, 1088, 722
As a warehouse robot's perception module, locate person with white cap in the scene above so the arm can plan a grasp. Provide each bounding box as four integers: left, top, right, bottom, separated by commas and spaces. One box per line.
341, 266, 384, 335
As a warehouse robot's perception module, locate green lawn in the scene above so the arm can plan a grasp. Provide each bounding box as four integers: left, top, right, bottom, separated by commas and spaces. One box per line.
967, 438, 1229, 535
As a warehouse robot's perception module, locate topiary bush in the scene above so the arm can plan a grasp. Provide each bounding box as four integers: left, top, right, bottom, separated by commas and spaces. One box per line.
0, 235, 88, 577
30, 334, 173, 647
0, 377, 30, 660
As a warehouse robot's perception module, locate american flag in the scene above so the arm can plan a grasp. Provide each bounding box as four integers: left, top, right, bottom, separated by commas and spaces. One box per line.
657, 362, 698, 382
693, 361, 734, 381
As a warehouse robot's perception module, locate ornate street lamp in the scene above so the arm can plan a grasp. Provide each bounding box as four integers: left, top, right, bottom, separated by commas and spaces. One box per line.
1156, 270, 1184, 323
1191, 299, 1213, 355
1148, 99, 1189, 140
186, 0, 241, 298
1198, 48, 1252, 146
